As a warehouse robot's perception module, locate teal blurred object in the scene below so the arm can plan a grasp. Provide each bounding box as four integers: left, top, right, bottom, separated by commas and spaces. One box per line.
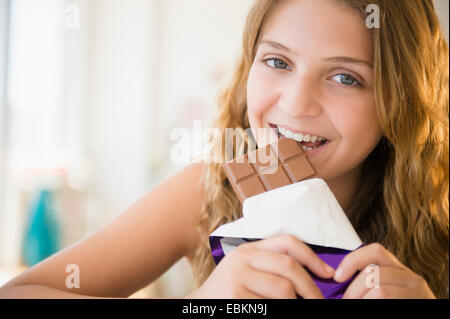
22, 189, 60, 266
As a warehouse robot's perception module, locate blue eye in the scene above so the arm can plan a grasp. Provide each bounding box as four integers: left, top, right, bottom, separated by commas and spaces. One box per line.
263, 58, 291, 70
262, 58, 363, 87
332, 74, 362, 86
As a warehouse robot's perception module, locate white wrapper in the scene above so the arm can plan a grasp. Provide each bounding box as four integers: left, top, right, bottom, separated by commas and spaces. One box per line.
210, 178, 362, 251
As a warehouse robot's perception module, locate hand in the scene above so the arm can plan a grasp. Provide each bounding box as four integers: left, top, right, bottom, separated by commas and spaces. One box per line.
334, 243, 436, 299
187, 235, 335, 299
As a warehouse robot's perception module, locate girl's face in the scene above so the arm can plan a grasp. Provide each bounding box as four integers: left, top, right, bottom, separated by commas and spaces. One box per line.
247, 0, 383, 182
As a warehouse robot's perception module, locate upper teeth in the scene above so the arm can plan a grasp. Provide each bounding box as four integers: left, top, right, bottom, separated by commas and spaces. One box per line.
277, 125, 326, 143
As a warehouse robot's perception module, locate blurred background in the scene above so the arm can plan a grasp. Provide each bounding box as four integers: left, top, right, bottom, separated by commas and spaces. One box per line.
0, 0, 448, 298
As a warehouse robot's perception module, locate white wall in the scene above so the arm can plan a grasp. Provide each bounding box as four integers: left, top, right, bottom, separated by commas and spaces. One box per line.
435, 0, 449, 43
156, 0, 253, 175
85, 0, 159, 225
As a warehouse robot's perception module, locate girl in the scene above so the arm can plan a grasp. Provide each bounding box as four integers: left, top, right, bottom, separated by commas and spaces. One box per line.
0, 0, 448, 299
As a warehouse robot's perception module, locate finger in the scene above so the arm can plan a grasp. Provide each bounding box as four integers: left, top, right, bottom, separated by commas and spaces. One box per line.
335, 243, 405, 283
342, 266, 414, 299
248, 235, 335, 279
240, 265, 298, 299
246, 249, 324, 299
362, 285, 415, 299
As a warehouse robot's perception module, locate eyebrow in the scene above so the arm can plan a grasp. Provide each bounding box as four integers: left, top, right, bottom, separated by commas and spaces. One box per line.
259, 39, 373, 68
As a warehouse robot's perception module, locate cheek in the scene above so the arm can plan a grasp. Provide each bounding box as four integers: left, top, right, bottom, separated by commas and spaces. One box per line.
327, 96, 382, 176
247, 65, 276, 124
336, 98, 381, 146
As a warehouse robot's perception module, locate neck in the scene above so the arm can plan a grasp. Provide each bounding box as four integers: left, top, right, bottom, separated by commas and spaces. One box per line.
326, 164, 364, 215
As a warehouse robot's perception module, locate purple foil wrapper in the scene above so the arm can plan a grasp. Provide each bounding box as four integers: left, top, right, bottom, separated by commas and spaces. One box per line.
209, 236, 363, 299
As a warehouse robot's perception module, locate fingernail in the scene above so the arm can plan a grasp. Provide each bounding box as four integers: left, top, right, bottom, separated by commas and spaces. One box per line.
334, 267, 344, 281
325, 264, 335, 274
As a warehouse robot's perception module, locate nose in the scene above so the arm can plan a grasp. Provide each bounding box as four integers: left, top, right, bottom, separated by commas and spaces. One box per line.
278, 75, 322, 118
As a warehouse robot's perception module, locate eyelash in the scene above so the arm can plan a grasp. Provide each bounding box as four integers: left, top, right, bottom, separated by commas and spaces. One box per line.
261, 57, 364, 87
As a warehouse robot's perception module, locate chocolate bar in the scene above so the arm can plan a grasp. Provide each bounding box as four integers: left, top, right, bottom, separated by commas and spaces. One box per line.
223, 137, 317, 202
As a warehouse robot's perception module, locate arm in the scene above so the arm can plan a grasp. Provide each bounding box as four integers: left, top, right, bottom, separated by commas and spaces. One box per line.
0, 163, 205, 298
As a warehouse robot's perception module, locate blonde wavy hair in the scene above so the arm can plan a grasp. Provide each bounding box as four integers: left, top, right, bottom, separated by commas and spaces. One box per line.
191, 0, 449, 298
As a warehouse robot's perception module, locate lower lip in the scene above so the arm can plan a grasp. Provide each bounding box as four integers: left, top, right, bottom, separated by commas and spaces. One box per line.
302, 139, 331, 157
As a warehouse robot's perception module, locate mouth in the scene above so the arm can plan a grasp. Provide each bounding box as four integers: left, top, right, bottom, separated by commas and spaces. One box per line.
268, 123, 330, 152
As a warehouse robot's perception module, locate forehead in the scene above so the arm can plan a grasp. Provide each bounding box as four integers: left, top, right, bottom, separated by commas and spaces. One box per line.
260, 0, 373, 61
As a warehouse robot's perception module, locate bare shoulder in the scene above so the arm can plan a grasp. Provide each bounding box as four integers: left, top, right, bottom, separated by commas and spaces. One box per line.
150, 162, 206, 254
126, 162, 206, 255
1, 163, 206, 297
